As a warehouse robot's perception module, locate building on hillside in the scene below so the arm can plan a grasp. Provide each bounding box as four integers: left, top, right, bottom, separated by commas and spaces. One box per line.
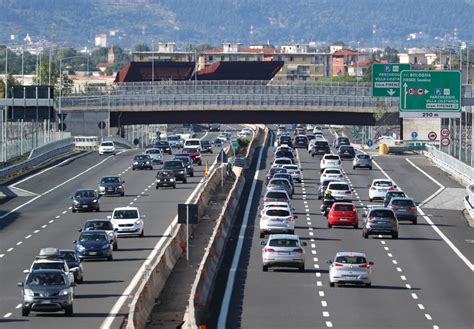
95, 34, 107, 48
132, 42, 194, 62
332, 49, 365, 76
96, 46, 116, 73
347, 59, 388, 77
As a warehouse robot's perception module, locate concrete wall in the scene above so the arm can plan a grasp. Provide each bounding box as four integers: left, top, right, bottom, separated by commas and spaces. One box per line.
403, 118, 441, 141
64, 110, 109, 136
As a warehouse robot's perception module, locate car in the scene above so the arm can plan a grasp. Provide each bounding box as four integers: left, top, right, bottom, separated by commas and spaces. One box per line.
294, 128, 305, 136
167, 135, 182, 148
274, 148, 295, 160
328, 252, 373, 287
74, 230, 113, 261
59, 249, 84, 284
212, 139, 224, 148
293, 135, 309, 148
328, 202, 359, 228
25, 248, 75, 285
310, 140, 331, 156
173, 155, 194, 177
182, 147, 202, 165
278, 135, 293, 147
362, 207, 399, 239
145, 148, 163, 164
265, 167, 288, 185
306, 124, 315, 131
216, 134, 228, 143
209, 123, 221, 132
260, 201, 293, 217
320, 168, 344, 182
71, 189, 100, 212
272, 173, 295, 193
98, 141, 116, 156
237, 130, 252, 138
326, 181, 352, 201
259, 207, 296, 238
18, 269, 75, 317
261, 234, 306, 272
387, 197, 418, 224
156, 170, 176, 189
200, 140, 213, 153
98, 176, 125, 196
80, 219, 119, 251
383, 190, 407, 207
334, 136, 350, 149
281, 164, 302, 182
275, 144, 296, 157
154, 140, 172, 155
267, 178, 293, 198
318, 178, 339, 200
338, 145, 356, 160
313, 126, 323, 134
320, 154, 341, 172
184, 138, 201, 150
368, 179, 398, 202
162, 160, 187, 183
272, 157, 294, 168
109, 206, 145, 237
353, 154, 373, 170
132, 154, 153, 170
263, 189, 291, 204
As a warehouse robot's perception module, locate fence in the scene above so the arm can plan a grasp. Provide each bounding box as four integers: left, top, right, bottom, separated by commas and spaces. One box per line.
424, 145, 474, 186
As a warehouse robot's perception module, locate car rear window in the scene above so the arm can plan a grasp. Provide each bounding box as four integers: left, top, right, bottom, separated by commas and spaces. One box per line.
164, 161, 183, 169
32, 263, 65, 271
315, 141, 329, 147
168, 136, 180, 141
101, 177, 120, 183
374, 181, 393, 187
266, 191, 287, 199
269, 239, 299, 247
334, 204, 354, 211
283, 165, 298, 170
322, 179, 337, 187
295, 136, 307, 141
370, 210, 395, 218
266, 209, 290, 217
325, 155, 339, 160
270, 168, 287, 174
85, 221, 114, 230
273, 174, 291, 180
392, 199, 415, 206
325, 169, 340, 174
101, 142, 113, 147
146, 149, 161, 154
357, 154, 370, 159
329, 183, 349, 190
387, 192, 406, 198
275, 159, 292, 164
335, 255, 366, 264
113, 210, 139, 219
340, 146, 354, 151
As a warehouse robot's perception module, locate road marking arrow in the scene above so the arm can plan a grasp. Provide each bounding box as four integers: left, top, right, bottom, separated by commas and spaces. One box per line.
403, 83, 408, 109
424, 89, 429, 95
387, 89, 396, 96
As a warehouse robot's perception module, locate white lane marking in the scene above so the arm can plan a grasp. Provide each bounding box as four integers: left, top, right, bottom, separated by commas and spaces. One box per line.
55, 215, 61, 219
425, 314, 432, 320
68, 206, 72, 210
3, 313, 12, 318
322, 311, 330, 317
306, 209, 310, 212
321, 301, 327, 307
318, 291, 325, 297
309, 232, 314, 236
15, 304, 21, 309
316, 272, 321, 277
326, 321, 333, 328
384, 246, 389, 251
392, 260, 398, 264
129, 202, 134, 205
16, 241, 22, 246
25, 235, 32, 239
141, 191, 145, 195
0, 254, 4, 258
374, 158, 473, 272
406, 158, 445, 205
308, 227, 313, 231
314, 264, 319, 269
433, 326, 439, 329
381, 241, 386, 245
33, 230, 40, 233
313, 257, 318, 262
400, 275, 407, 281
61, 210, 67, 214
133, 198, 138, 202
304, 201, 308, 204
7, 248, 14, 252
311, 238, 315, 242
41, 225, 47, 229
49, 220, 54, 223
311, 250, 317, 255
397, 267, 402, 272
411, 293, 418, 299
316, 281, 322, 286
387, 253, 393, 257
418, 304, 425, 310
406, 284, 412, 289
137, 195, 141, 199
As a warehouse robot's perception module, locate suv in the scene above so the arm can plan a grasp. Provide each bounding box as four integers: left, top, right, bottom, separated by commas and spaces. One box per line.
109, 206, 145, 237
167, 135, 182, 148
80, 219, 119, 250
293, 135, 309, 148
260, 207, 296, 238
362, 207, 399, 239
209, 123, 221, 131
98, 176, 125, 196
278, 135, 293, 147
162, 160, 187, 183
311, 140, 331, 156
200, 140, 213, 153
387, 197, 418, 224
154, 140, 172, 155
18, 269, 75, 316
59, 249, 84, 284
71, 189, 100, 213
261, 234, 306, 272
132, 154, 153, 170
184, 138, 201, 150
353, 154, 373, 170
173, 155, 194, 177
156, 170, 176, 189
338, 145, 356, 160
98, 141, 116, 156
183, 147, 202, 165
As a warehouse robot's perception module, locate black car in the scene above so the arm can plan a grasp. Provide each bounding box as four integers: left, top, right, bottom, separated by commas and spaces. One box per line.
174, 154, 194, 177
98, 176, 125, 196
71, 189, 100, 213
311, 141, 331, 156
275, 149, 294, 160
338, 145, 356, 159
156, 170, 177, 189
294, 135, 309, 148
132, 154, 153, 170
59, 249, 84, 283
265, 167, 288, 185
334, 136, 350, 149
278, 135, 293, 147
162, 160, 187, 183
200, 140, 213, 153
154, 140, 172, 155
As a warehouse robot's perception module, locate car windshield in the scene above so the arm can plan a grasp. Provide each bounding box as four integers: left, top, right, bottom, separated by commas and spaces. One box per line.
60, 251, 78, 262
329, 183, 349, 190
186, 140, 200, 146
374, 181, 393, 187
340, 146, 354, 151
370, 210, 395, 218
316, 142, 329, 147
270, 179, 289, 186
334, 204, 354, 211
75, 190, 95, 198
392, 199, 415, 206
266, 209, 290, 217
201, 141, 211, 146
185, 148, 199, 153
270, 168, 287, 174
26, 272, 66, 286
321, 180, 337, 187
283, 165, 298, 170
164, 161, 183, 169
295, 136, 307, 141
101, 177, 120, 184
266, 191, 287, 199
269, 239, 299, 247
275, 159, 291, 164
357, 154, 370, 159
32, 262, 64, 271
325, 155, 339, 160
113, 210, 139, 219
387, 192, 406, 198
335, 255, 367, 264
158, 170, 173, 177
79, 233, 107, 241
134, 155, 148, 160
168, 136, 180, 141
146, 149, 161, 154
85, 221, 113, 230
101, 142, 113, 147
156, 141, 169, 146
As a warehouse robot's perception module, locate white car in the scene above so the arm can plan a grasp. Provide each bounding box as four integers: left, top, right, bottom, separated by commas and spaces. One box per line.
259, 207, 296, 238
25, 258, 75, 285
260, 201, 293, 217
328, 252, 373, 287
282, 164, 302, 182
320, 154, 341, 172
98, 141, 116, 155
109, 207, 144, 237
326, 181, 352, 201
145, 148, 163, 164
184, 139, 201, 150
272, 157, 294, 168
313, 127, 323, 135
369, 179, 398, 202
320, 168, 344, 182
167, 135, 182, 148
306, 124, 315, 131
262, 234, 306, 272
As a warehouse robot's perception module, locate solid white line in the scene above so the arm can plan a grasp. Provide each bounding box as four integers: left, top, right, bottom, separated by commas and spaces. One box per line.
425, 314, 432, 320
217, 133, 266, 328
321, 301, 327, 307
406, 158, 444, 189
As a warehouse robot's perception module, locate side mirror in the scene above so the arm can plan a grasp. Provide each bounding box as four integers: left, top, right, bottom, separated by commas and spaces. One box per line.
23, 269, 29, 274
73, 240, 77, 244
78, 229, 83, 232
294, 215, 298, 219
260, 241, 267, 246
369, 261, 374, 265
368, 184, 371, 187
301, 242, 307, 246
71, 282, 77, 287
326, 260, 333, 264
17, 282, 24, 287
107, 216, 111, 219
141, 215, 146, 219
393, 185, 397, 188
122, 181, 125, 184
114, 228, 118, 232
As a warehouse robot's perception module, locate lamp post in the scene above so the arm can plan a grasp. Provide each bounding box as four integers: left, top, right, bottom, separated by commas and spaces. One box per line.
151, 39, 155, 86
108, 91, 111, 137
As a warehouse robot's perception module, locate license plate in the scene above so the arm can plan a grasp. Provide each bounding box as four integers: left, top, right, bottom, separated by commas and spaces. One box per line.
82, 205, 88, 208
278, 252, 290, 255
89, 252, 97, 255
398, 208, 406, 211
340, 218, 348, 221
41, 300, 51, 304
108, 188, 114, 191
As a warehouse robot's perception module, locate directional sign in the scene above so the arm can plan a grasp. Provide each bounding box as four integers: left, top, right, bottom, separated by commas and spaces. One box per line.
411, 131, 418, 139
428, 131, 437, 141
400, 70, 461, 117
98, 121, 106, 129
231, 139, 239, 151
372, 63, 411, 97
440, 128, 450, 137
441, 138, 451, 147
367, 139, 374, 147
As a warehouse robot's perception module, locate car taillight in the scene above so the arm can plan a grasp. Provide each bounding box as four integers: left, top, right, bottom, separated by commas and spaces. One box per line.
410, 206, 417, 211
322, 160, 325, 164
370, 187, 376, 190
367, 216, 374, 220
264, 248, 275, 252
389, 205, 397, 209
338, 160, 341, 164
293, 248, 304, 253
322, 174, 326, 177
333, 263, 344, 267
389, 187, 396, 191
288, 216, 295, 221
264, 198, 270, 202
345, 190, 351, 194
359, 264, 370, 268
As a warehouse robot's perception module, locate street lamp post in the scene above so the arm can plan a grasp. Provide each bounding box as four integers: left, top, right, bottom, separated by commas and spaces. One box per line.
151, 40, 155, 86
108, 91, 111, 137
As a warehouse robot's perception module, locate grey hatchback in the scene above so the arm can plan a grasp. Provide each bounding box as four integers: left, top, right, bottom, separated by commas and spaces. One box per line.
362, 207, 399, 239
387, 198, 418, 224
352, 154, 372, 170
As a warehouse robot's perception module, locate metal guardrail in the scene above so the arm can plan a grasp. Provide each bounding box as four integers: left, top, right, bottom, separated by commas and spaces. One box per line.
104, 136, 134, 149
424, 145, 474, 186
0, 137, 75, 181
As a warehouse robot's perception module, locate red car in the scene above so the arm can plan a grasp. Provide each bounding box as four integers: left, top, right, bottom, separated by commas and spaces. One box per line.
328, 202, 358, 229
182, 147, 202, 165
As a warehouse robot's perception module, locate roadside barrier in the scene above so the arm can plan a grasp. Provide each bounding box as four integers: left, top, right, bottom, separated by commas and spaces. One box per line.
424, 145, 474, 186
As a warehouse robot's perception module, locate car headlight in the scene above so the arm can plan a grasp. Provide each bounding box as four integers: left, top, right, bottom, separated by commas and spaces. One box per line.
187, 165, 191, 168
59, 289, 69, 296
146, 161, 150, 164
118, 185, 123, 189
135, 220, 141, 225
76, 245, 86, 251
92, 199, 98, 203
108, 232, 114, 238
69, 267, 79, 272
24, 288, 34, 297
157, 179, 161, 182
195, 155, 201, 158
170, 178, 175, 182
179, 171, 184, 174
99, 186, 105, 191
73, 200, 80, 204
102, 244, 111, 250
133, 161, 138, 165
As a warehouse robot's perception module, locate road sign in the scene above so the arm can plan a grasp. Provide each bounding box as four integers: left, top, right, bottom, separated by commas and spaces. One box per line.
231, 139, 239, 151
372, 63, 411, 97
428, 131, 437, 141
440, 138, 451, 147
440, 128, 450, 137
400, 70, 461, 117
367, 139, 374, 147
178, 204, 198, 224
58, 122, 66, 131
98, 121, 106, 129
411, 131, 418, 139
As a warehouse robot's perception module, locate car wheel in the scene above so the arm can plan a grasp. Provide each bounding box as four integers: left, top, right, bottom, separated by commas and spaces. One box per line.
65, 305, 73, 316
107, 254, 113, 261
365, 283, 372, 287
21, 307, 29, 317
72, 209, 76, 213
190, 172, 194, 177
369, 167, 373, 170
353, 166, 356, 170
354, 223, 358, 229
363, 231, 368, 239
369, 198, 373, 202
156, 185, 159, 190
327, 222, 332, 228
96, 207, 100, 212
173, 185, 176, 189
392, 233, 399, 239
412, 219, 417, 225
169, 151, 172, 155
76, 275, 83, 284
259, 232, 265, 238
140, 230, 144, 237
329, 282, 335, 287
288, 230, 294, 235
132, 168, 135, 171
262, 265, 268, 272
113, 242, 118, 251
299, 265, 305, 272
199, 162, 202, 166
183, 179, 187, 184
120, 192, 125, 197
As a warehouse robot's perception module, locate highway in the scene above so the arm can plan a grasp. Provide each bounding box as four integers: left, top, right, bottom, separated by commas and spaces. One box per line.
212, 129, 473, 329
0, 128, 231, 329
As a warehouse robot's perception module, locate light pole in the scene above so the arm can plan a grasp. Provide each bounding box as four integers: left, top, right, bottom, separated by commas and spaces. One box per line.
356, 41, 360, 94
108, 91, 111, 137
151, 40, 155, 86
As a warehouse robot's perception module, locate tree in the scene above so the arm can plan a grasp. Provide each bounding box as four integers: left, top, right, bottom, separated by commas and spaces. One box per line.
134, 44, 150, 52
383, 47, 399, 63
32, 62, 60, 86
373, 100, 388, 123
0, 73, 20, 98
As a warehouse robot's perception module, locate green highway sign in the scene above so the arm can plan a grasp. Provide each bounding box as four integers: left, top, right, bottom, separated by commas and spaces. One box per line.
231, 139, 239, 151
400, 70, 461, 117
372, 63, 411, 97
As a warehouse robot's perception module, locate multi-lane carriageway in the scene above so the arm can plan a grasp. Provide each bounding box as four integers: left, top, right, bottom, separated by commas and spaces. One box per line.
210, 129, 473, 329
0, 127, 240, 329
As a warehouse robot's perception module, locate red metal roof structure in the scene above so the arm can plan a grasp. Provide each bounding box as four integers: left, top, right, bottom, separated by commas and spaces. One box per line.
114, 61, 195, 83
333, 49, 360, 56
194, 61, 284, 80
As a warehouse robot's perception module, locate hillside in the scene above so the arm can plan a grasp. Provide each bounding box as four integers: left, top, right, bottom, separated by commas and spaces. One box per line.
0, 0, 472, 47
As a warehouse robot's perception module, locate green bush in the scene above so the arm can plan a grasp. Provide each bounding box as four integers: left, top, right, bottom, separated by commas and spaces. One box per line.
238, 137, 251, 147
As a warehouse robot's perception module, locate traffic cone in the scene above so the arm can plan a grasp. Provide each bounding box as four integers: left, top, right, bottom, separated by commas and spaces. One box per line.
204, 161, 209, 176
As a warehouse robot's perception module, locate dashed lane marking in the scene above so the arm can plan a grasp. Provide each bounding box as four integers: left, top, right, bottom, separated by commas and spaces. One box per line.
0, 254, 4, 258
316, 281, 322, 286
15, 304, 21, 309
387, 253, 393, 257
321, 301, 327, 307
392, 260, 398, 264
326, 321, 333, 328
318, 291, 325, 297
41, 225, 47, 229
316, 272, 321, 277
7, 248, 13, 252
49, 220, 54, 223
425, 314, 432, 320
322, 311, 330, 317
33, 230, 40, 234
56, 215, 61, 219
3, 313, 12, 318
400, 275, 407, 281
16, 241, 22, 246
311, 250, 317, 255
411, 293, 418, 299
397, 267, 402, 272
418, 304, 425, 310
406, 284, 412, 289
25, 235, 32, 239
309, 232, 314, 236
62, 210, 67, 214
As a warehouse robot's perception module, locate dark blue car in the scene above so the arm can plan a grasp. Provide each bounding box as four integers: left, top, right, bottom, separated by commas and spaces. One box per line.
74, 231, 113, 261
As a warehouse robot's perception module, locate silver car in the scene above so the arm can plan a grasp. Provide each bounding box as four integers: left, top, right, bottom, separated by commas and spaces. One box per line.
267, 178, 293, 198
328, 252, 373, 287
352, 154, 373, 170
362, 207, 399, 239
261, 234, 306, 272
145, 148, 163, 164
